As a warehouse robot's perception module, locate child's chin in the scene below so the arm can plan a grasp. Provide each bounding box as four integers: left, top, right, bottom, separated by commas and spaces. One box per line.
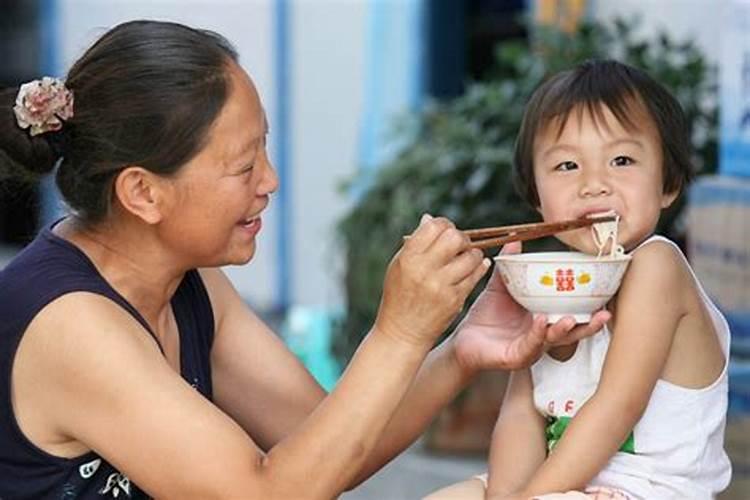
558, 235, 596, 255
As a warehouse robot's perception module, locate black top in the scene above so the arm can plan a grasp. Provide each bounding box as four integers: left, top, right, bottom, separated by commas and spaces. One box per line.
0, 222, 215, 499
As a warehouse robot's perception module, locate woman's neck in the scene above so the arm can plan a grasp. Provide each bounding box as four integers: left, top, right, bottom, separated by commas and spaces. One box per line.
53, 216, 187, 327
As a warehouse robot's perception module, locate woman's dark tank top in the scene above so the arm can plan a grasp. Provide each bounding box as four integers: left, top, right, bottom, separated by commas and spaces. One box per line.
0, 222, 215, 499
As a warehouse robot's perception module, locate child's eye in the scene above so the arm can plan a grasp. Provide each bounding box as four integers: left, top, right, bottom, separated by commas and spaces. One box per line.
554, 161, 578, 172
611, 155, 634, 167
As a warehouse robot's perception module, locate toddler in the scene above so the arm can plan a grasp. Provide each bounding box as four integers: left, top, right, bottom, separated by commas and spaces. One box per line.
425, 59, 731, 500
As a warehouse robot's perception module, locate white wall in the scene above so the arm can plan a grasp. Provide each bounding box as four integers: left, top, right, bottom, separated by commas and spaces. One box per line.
289, 1, 367, 308
591, 0, 723, 63
55, 0, 372, 311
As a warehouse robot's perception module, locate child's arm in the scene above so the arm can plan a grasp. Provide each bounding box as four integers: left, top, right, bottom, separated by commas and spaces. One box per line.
514, 242, 689, 496
486, 368, 546, 499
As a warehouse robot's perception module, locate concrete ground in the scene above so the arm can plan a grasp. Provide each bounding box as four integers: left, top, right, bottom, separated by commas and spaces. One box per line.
341, 441, 486, 500
342, 416, 750, 500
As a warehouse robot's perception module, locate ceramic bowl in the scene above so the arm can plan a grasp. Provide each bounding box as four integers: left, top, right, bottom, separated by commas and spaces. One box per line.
493, 251, 632, 323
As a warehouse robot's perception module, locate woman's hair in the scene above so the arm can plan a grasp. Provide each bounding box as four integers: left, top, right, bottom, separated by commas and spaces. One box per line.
513, 59, 694, 207
0, 20, 238, 222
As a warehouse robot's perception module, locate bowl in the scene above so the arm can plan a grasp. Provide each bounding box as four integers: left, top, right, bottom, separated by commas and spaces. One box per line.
493, 251, 632, 323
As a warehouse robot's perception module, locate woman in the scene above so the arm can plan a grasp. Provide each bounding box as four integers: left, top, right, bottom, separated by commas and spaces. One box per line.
0, 20, 608, 499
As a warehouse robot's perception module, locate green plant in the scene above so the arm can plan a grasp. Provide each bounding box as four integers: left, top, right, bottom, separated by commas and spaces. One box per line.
333, 17, 717, 363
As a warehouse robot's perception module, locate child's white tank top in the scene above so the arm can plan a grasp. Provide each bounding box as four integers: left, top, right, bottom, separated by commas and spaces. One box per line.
530, 235, 732, 499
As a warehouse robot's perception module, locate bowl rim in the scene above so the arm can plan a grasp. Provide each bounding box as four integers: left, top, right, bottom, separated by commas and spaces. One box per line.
493, 251, 632, 263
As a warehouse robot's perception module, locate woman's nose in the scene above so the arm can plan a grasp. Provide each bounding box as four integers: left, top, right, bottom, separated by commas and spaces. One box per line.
578, 170, 611, 198
258, 158, 279, 196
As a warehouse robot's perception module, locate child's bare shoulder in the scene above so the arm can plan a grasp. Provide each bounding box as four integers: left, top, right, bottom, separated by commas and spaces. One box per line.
624, 238, 690, 288
614, 238, 694, 320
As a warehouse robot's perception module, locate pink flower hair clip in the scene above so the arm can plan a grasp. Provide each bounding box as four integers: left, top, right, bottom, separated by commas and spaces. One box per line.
13, 77, 74, 137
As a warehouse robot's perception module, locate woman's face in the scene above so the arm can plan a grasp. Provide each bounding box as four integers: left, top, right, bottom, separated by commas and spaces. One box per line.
532, 102, 677, 254
160, 63, 278, 267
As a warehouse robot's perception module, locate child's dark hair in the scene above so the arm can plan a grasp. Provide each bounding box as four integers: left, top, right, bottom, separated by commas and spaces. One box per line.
0, 20, 238, 223
513, 59, 694, 207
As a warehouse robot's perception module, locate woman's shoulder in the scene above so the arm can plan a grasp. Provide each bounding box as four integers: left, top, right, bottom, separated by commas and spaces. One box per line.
25, 291, 161, 356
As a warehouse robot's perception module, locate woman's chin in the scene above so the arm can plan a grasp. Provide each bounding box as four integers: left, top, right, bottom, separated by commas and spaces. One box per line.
233, 244, 258, 265
210, 243, 257, 267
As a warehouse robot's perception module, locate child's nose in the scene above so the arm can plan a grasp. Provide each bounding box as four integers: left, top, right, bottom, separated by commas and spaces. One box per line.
578, 171, 611, 198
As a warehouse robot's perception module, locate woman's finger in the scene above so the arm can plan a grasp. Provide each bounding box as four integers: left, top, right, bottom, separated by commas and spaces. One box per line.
423, 222, 469, 266
403, 214, 447, 253
453, 255, 492, 297
500, 241, 522, 255
484, 241, 522, 293
546, 310, 611, 346
507, 315, 547, 369
545, 316, 578, 343
442, 248, 485, 285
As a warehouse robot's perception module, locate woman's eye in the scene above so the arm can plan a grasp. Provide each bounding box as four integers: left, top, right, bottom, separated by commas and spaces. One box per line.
554, 161, 578, 172
611, 155, 634, 167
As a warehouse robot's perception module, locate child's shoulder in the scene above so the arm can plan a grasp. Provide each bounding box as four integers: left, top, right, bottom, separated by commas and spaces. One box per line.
616, 235, 695, 307
630, 234, 682, 258
626, 235, 688, 280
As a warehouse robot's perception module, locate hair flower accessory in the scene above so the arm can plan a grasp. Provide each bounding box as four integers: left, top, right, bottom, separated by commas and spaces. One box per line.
13, 77, 74, 137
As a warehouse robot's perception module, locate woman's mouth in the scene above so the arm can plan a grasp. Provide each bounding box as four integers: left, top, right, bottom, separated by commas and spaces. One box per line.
239, 216, 262, 236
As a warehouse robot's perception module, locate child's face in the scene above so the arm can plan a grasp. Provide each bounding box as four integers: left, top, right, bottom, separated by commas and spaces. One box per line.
532, 102, 678, 253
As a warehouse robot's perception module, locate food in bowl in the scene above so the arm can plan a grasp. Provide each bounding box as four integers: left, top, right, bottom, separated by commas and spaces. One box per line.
590, 211, 624, 258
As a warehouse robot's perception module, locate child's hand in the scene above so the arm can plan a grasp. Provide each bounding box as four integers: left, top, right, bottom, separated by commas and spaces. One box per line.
452, 242, 610, 374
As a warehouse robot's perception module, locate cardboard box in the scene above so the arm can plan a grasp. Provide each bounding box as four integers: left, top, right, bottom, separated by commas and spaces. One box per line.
687, 176, 750, 350
720, 0, 750, 177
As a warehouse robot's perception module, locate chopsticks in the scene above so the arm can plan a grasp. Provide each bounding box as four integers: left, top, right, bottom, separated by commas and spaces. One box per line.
465, 215, 617, 250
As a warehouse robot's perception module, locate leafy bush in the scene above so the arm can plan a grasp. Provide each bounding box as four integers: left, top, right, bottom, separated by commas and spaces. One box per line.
333, 18, 717, 362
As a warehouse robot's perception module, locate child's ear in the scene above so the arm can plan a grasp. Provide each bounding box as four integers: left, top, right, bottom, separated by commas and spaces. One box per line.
661, 189, 680, 209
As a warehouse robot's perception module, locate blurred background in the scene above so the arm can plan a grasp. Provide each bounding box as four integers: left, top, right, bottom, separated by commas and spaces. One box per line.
1, 0, 748, 498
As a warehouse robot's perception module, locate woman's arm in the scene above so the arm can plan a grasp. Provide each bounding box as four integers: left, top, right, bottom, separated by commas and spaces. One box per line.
486, 369, 547, 499
513, 242, 689, 496
350, 244, 610, 486
206, 239, 613, 483
16, 215, 489, 499
205, 243, 612, 489
204, 267, 327, 451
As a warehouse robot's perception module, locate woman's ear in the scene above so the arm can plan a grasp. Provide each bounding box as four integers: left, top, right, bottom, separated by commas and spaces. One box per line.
112, 167, 168, 225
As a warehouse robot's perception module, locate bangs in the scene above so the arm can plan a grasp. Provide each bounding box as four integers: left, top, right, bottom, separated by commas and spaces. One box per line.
535, 65, 646, 140
513, 59, 693, 207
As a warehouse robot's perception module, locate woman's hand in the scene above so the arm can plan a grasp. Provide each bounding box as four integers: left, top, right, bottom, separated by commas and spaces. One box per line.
452, 242, 610, 374
375, 214, 491, 348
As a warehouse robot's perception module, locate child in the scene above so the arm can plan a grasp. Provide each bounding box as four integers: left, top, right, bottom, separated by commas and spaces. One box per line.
425, 59, 731, 500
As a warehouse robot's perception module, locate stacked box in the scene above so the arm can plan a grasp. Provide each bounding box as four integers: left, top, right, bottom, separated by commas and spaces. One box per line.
687, 176, 750, 352
720, 0, 750, 177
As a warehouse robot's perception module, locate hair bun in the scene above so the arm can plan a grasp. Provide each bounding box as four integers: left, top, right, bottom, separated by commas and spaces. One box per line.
1, 86, 61, 181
